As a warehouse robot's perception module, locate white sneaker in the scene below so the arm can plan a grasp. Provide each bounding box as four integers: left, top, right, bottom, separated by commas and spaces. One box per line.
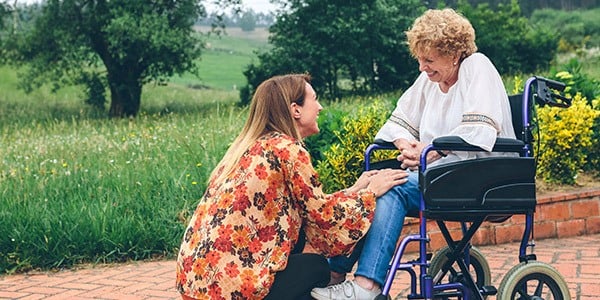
311, 280, 381, 300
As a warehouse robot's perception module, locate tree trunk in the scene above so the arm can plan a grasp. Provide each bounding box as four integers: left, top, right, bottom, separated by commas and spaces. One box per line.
107, 77, 142, 118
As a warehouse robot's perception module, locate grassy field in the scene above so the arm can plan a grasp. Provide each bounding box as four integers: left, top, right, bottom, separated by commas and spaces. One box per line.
1, 23, 599, 274
171, 26, 271, 90
0, 27, 271, 273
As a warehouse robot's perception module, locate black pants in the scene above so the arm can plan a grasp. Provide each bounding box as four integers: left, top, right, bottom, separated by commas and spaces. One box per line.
264, 230, 330, 300
264, 253, 330, 300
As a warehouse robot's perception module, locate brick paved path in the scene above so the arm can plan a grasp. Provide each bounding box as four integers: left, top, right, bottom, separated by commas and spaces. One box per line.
1, 233, 598, 300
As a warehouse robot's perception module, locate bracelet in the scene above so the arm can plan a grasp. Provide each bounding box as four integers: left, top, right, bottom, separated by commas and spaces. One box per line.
436, 150, 448, 157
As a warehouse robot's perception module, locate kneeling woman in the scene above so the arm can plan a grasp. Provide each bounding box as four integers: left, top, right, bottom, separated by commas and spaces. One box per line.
176, 74, 408, 300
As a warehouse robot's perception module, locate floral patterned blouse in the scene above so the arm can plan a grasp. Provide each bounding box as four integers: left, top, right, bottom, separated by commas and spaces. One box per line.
176, 131, 376, 300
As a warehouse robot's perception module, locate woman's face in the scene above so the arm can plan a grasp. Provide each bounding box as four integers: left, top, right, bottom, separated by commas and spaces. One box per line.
293, 82, 323, 138
416, 49, 459, 88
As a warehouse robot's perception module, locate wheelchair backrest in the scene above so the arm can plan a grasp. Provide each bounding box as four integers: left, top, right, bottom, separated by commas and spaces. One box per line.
508, 94, 524, 141
508, 94, 525, 141
508, 94, 535, 148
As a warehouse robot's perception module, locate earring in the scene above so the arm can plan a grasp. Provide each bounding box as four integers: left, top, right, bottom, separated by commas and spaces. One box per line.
453, 62, 457, 66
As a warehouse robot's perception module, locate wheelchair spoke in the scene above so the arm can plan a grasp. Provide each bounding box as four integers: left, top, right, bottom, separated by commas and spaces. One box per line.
515, 282, 530, 300
533, 278, 544, 296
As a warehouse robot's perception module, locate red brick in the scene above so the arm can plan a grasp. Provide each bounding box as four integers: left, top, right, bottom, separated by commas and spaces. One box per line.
508, 214, 526, 225
571, 199, 600, 218
533, 221, 558, 239
585, 216, 600, 234
0, 292, 30, 298
581, 280, 600, 298
471, 226, 494, 246
402, 222, 420, 235
538, 202, 571, 221
495, 224, 525, 244
424, 232, 444, 252
443, 221, 464, 230
557, 219, 586, 238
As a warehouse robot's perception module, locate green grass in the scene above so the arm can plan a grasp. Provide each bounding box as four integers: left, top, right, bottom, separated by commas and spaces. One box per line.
0, 108, 247, 272
0, 28, 268, 273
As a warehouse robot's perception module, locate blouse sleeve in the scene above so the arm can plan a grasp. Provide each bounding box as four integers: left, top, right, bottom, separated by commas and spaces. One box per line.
448, 53, 515, 151
375, 72, 429, 143
283, 140, 376, 257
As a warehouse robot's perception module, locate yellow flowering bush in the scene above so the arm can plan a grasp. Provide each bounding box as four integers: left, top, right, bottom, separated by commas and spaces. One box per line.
536, 93, 599, 184
585, 97, 600, 173
512, 69, 600, 184
315, 100, 397, 193
552, 69, 600, 174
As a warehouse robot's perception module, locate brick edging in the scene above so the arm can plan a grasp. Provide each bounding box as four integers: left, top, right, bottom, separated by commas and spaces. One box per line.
401, 188, 600, 252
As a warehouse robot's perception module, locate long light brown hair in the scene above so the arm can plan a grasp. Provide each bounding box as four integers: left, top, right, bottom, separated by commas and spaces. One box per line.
209, 74, 311, 186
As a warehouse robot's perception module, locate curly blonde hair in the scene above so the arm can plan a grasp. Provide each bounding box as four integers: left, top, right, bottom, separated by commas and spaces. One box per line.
405, 8, 477, 60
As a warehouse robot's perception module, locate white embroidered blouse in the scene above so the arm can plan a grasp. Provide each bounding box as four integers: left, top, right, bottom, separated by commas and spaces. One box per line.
375, 53, 516, 166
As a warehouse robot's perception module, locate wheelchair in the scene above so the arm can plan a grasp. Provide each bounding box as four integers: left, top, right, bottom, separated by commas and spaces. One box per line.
364, 76, 572, 300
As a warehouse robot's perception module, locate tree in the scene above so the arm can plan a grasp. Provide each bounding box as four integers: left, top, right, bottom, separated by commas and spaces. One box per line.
7, 0, 238, 117
0, 1, 13, 61
241, 0, 424, 105
239, 9, 257, 31
457, 0, 558, 75
0, 1, 8, 27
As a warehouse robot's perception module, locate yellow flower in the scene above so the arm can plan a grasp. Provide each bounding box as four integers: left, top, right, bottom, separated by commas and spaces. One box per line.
555, 71, 573, 79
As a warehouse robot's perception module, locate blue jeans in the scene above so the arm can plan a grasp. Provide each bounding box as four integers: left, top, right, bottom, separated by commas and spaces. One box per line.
328, 171, 420, 286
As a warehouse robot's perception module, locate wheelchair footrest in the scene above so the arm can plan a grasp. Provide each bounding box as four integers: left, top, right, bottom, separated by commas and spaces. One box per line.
433, 291, 461, 298
431, 286, 497, 298
481, 285, 498, 295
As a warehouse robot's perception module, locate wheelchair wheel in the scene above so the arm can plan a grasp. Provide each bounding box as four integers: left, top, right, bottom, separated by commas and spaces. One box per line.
428, 245, 491, 299
497, 261, 570, 300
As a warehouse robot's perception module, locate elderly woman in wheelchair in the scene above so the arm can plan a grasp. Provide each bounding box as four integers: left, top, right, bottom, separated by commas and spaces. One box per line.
312, 8, 570, 300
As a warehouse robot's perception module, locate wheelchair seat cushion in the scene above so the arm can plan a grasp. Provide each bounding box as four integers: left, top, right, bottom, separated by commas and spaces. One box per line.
419, 157, 536, 213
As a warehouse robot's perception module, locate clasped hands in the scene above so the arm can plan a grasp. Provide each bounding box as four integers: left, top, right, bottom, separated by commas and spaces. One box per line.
393, 139, 439, 171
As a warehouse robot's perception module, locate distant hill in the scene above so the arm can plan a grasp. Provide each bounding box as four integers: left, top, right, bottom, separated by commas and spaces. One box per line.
195, 26, 270, 43
172, 26, 271, 90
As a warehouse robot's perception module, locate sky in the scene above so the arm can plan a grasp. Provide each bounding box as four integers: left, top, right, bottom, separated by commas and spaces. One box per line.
239, 0, 277, 13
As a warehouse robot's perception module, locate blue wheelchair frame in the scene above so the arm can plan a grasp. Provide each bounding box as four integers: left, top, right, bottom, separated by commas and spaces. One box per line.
364, 76, 572, 300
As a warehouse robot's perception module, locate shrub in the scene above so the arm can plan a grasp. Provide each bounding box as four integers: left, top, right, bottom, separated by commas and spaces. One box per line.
549, 59, 600, 103
535, 93, 599, 184
305, 107, 346, 164
458, 0, 557, 75
584, 99, 600, 174
530, 8, 600, 51
549, 66, 600, 175
314, 99, 397, 193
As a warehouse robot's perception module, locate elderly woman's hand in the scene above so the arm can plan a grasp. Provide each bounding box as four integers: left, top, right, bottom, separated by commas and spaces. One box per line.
395, 140, 424, 170
395, 140, 445, 170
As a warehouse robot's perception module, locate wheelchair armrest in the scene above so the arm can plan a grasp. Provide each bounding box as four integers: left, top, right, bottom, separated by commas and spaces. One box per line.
432, 136, 525, 153
368, 141, 396, 150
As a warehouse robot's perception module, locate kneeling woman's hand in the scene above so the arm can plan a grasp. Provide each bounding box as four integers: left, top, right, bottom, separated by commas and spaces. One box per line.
349, 169, 409, 197
366, 169, 409, 197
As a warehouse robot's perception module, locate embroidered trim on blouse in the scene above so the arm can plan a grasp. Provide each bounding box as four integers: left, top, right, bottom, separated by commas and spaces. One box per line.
461, 113, 496, 128
389, 114, 420, 140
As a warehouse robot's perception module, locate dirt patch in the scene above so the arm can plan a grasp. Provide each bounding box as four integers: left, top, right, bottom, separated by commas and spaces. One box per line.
536, 171, 600, 195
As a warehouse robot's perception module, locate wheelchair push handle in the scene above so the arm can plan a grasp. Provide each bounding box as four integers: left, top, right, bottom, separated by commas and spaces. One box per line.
532, 76, 571, 108
535, 76, 566, 91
